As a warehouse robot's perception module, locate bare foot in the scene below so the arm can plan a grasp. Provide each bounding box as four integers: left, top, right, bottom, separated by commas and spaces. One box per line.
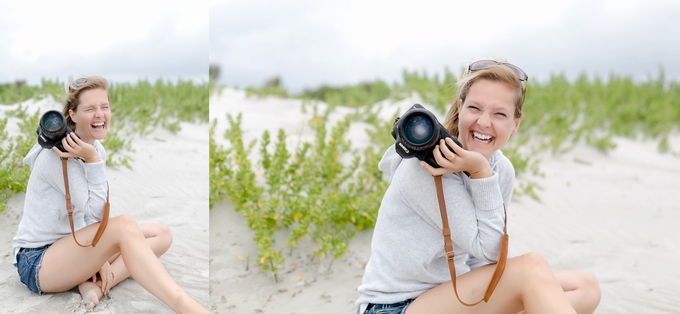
78, 281, 103, 309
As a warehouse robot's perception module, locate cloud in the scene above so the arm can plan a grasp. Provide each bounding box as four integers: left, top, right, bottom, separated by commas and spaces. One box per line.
0, 1, 208, 85
210, 0, 680, 93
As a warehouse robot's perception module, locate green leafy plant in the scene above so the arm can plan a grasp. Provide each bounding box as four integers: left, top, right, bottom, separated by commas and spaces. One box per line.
211, 104, 387, 279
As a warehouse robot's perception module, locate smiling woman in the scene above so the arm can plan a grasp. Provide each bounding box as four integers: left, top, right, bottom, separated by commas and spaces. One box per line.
11, 76, 208, 313
356, 60, 601, 314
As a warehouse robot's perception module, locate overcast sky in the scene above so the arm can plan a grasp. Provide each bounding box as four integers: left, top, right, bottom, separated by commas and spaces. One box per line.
210, 0, 680, 93
0, 0, 208, 86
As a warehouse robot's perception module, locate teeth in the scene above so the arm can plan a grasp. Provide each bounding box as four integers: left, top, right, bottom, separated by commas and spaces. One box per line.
92, 122, 104, 127
473, 132, 492, 140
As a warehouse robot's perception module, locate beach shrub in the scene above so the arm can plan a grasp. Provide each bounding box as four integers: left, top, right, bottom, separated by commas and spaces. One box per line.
241, 67, 680, 202
210, 105, 387, 279
0, 107, 36, 213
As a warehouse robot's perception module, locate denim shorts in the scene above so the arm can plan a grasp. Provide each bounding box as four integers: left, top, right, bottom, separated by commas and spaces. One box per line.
16, 244, 52, 295
365, 299, 415, 314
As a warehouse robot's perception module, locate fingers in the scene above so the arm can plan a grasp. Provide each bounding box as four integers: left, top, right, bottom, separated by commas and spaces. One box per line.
53, 133, 89, 159
68, 132, 84, 145
420, 161, 446, 176
104, 273, 114, 294
65, 132, 78, 148
52, 146, 70, 158
445, 137, 464, 153
438, 139, 458, 162
432, 145, 451, 168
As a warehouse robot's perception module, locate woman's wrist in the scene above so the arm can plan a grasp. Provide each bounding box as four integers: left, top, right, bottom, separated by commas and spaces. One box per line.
468, 163, 492, 179
83, 154, 101, 163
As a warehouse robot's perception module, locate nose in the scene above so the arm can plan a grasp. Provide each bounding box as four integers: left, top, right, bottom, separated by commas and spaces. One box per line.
476, 112, 491, 128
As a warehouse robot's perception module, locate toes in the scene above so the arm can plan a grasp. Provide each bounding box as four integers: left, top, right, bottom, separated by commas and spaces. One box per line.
82, 290, 100, 309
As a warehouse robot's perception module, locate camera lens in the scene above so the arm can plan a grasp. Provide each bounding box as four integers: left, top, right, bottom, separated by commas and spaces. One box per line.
403, 114, 434, 145
39, 110, 67, 139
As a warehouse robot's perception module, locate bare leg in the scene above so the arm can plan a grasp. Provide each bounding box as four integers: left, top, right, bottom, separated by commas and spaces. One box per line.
39, 215, 205, 314
405, 252, 577, 314
555, 271, 601, 314
76, 223, 173, 308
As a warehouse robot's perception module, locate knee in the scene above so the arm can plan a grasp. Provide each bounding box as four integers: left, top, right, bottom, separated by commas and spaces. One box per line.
514, 252, 554, 282
517, 252, 551, 272
158, 224, 173, 250
110, 214, 142, 236
578, 272, 601, 303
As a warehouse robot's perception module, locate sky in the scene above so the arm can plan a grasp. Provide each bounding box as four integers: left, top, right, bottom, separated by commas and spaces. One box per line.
0, 0, 208, 86
210, 0, 680, 93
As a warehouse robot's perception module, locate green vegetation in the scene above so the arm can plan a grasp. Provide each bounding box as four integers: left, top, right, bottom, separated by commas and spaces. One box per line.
213, 67, 679, 277
0, 78, 208, 213
210, 105, 386, 280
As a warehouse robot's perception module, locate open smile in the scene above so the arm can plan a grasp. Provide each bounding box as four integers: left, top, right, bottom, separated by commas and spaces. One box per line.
471, 131, 494, 144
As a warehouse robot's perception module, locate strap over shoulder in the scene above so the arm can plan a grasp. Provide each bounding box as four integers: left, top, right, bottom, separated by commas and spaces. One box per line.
433, 174, 508, 306
61, 157, 110, 247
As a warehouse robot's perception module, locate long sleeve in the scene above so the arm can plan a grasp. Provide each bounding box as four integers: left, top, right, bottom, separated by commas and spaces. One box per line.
13, 141, 108, 265
357, 148, 515, 313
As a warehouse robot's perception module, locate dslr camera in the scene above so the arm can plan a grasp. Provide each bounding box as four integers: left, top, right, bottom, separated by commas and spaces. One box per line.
36, 110, 79, 152
391, 103, 462, 168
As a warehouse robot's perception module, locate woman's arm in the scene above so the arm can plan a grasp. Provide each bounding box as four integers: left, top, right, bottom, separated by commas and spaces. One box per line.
417, 138, 507, 263
46, 134, 108, 223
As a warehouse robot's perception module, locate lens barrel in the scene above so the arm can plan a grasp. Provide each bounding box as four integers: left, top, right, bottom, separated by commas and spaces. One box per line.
397, 108, 440, 151
39, 110, 67, 140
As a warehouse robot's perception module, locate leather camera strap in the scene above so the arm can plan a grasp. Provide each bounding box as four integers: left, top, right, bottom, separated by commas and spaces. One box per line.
61, 157, 110, 247
433, 174, 508, 306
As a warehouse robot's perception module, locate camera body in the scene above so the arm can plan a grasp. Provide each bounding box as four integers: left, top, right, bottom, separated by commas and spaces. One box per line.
391, 103, 462, 168
36, 110, 78, 153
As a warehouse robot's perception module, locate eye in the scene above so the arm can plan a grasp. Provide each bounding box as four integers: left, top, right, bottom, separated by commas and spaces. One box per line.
495, 112, 508, 117
467, 105, 480, 111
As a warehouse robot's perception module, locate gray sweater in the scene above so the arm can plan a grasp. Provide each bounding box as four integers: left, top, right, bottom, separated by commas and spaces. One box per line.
12, 142, 108, 265
355, 145, 513, 314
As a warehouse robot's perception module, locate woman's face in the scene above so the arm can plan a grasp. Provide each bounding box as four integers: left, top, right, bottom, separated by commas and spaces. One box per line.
69, 88, 111, 145
457, 79, 522, 160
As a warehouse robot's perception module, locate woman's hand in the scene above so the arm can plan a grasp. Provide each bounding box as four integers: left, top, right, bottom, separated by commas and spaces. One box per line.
420, 137, 492, 179
52, 133, 100, 163
93, 261, 115, 294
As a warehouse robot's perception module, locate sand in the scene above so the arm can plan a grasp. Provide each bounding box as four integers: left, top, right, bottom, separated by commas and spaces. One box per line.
209, 88, 680, 314
0, 97, 209, 313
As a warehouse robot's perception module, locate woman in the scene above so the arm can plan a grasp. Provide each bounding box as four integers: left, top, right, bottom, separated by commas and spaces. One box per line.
12, 76, 207, 313
356, 60, 601, 314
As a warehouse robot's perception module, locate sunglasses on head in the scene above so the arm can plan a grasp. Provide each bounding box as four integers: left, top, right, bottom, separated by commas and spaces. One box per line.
69, 77, 88, 92
468, 60, 528, 82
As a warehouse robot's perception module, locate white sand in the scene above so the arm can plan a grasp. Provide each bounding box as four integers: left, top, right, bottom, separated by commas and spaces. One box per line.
0, 97, 209, 313
209, 88, 680, 313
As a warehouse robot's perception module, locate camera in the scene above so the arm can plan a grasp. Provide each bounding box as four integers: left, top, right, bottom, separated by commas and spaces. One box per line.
36, 110, 79, 152
391, 103, 462, 168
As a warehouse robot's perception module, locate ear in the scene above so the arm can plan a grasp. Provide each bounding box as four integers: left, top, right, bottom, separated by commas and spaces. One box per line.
69, 109, 76, 124
512, 115, 523, 133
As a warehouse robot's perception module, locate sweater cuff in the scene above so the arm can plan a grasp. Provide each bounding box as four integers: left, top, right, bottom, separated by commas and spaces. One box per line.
83, 160, 107, 184
468, 172, 503, 212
